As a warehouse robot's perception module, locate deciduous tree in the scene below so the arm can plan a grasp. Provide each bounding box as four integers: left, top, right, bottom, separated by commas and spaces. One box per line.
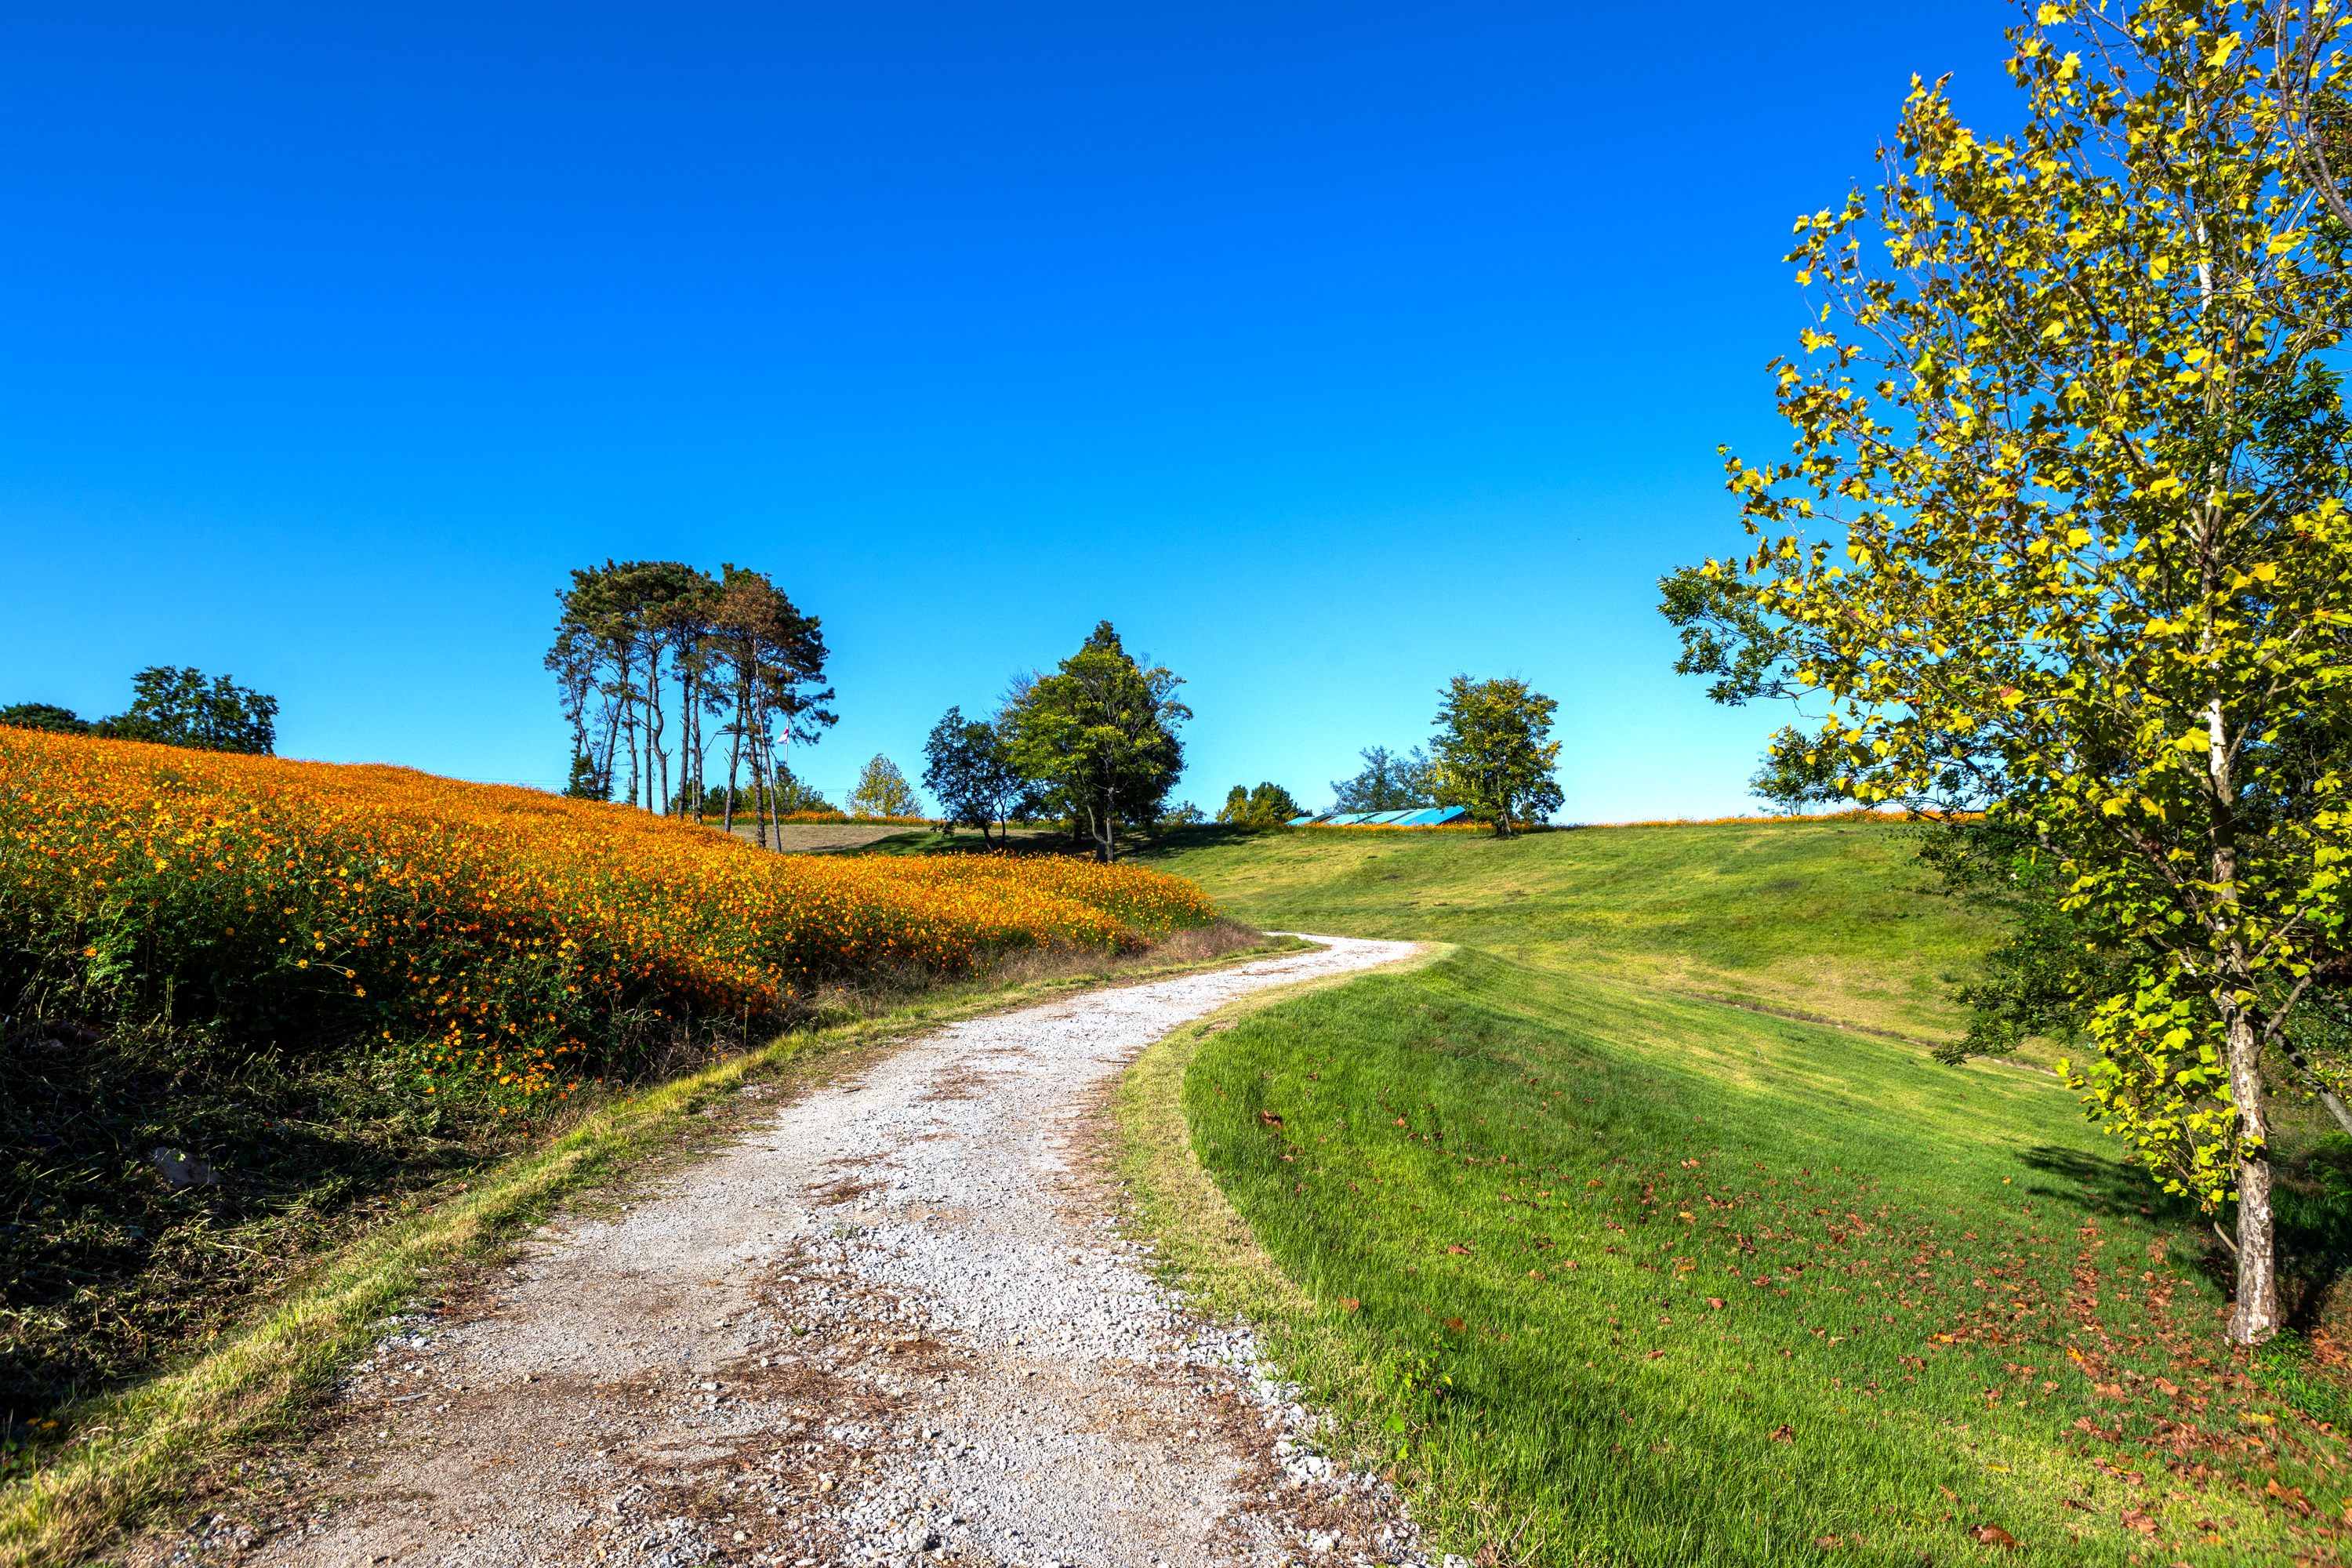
94, 668, 278, 755
1330, 745, 1438, 814
1215, 782, 1303, 825
923, 706, 1023, 847
1429, 677, 1561, 837
1659, 0, 2352, 1344
1004, 622, 1189, 863
848, 754, 923, 818
0, 703, 89, 736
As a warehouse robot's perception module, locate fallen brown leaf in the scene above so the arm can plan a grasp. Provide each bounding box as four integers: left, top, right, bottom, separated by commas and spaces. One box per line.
1258, 1109, 1283, 1128
1445, 1317, 1466, 1333
1969, 1523, 2018, 1550
1447, 1243, 1472, 1254
1706, 1297, 1725, 1310
2119, 1508, 2158, 1537
2265, 1479, 2313, 1514
2061, 1497, 2097, 1514
1767, 1424, 1795, 1443
1339, 1298, 1360, 1312
1528, 1269, 1545, 1280
1813, 1536, 1842, 1549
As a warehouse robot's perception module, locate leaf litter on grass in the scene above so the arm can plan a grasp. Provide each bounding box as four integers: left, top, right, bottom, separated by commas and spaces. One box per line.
1178, 949, 2352, 1565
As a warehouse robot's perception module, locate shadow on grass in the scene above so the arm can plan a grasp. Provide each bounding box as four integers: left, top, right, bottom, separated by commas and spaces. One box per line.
2019, 1134, 2352, 1334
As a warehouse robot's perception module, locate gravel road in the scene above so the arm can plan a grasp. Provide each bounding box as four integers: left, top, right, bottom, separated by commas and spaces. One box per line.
210, 934, 1428, 1568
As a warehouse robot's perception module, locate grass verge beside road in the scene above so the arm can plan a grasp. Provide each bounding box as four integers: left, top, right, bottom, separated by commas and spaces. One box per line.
1127, 945, 2343, 1565
2, 928, 1305, 1568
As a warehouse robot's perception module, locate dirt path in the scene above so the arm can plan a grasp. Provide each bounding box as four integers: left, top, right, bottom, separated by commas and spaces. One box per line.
220, 935, 1427, 1568
719, 823, 923, 854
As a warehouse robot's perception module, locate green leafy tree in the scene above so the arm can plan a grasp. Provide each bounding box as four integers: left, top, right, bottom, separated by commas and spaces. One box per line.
0, 703, 89, 736
1004, 622, 1189, 862
1748, 726, 1853, 815
548, 560, 723, 816
1216, 782, 1303, 825
711, 566, 834, 845
1659, 0, 2352, 1343
1913, 820, 2129, 1065
1331, 745, 1438, 814
1158, 800, 1206, 828
923, 706, 1022, 847
564, 753, 609, 801
847, 754, 923, 819
94, 668, 278, 754
1429, 676, 1562, 837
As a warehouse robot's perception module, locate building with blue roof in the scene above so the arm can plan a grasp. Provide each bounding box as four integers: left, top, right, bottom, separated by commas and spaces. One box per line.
1287, 805, 1472, 827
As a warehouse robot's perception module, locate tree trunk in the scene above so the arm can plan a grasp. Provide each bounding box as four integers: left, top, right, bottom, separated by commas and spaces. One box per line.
597, 692, 622, 801
746, 686, 768, 850
681, 666, 698, 822
2225, 1000, 2279, 1345
756, 724, 773, 850
646, 648, 668, 816
622, 669, 641, 809
722, 688, 743, 836
786, 728, 804, 851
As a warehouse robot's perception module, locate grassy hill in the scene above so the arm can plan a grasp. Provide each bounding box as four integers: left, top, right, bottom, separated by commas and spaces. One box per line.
1120, 821, 2350, 1567
1142, 819, 2002, 1042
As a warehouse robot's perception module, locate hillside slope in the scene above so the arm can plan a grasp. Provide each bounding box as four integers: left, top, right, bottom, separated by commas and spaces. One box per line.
1142, 820, 2000, 1041
1122, 822, 2350, 1566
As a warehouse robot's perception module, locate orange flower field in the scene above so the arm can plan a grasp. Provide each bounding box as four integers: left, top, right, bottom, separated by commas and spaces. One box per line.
0, 731, 1217, 1101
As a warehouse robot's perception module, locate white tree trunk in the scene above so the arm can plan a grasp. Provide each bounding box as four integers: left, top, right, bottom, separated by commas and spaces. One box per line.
2226, 1000, 2279, 1345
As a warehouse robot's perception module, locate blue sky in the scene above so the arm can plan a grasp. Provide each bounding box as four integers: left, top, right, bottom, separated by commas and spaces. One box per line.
0, 2, 2020, 820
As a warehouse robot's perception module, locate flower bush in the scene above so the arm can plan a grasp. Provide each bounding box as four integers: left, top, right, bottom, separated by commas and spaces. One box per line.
0, 731, 1216, 1102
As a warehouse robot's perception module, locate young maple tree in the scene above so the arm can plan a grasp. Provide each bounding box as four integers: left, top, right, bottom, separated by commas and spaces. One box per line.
1661, 0, 2352, 1342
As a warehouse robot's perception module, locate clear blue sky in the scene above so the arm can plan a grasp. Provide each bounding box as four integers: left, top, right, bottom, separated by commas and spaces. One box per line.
0, 2, 2020, 820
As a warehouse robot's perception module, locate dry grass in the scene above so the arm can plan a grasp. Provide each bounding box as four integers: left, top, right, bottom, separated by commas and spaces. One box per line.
792, 916, 1284, 1025
717, 822, 924, 854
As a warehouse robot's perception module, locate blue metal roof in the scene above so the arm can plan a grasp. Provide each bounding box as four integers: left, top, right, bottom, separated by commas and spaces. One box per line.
1289, 805, 1472, 827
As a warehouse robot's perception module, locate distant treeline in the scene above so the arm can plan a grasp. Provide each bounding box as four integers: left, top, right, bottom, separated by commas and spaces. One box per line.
1, 667, 278, 755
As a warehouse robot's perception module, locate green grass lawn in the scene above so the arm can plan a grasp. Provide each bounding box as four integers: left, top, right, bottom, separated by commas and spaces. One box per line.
1119, 822, 2352, 1566
1142, 821, 2004, 1042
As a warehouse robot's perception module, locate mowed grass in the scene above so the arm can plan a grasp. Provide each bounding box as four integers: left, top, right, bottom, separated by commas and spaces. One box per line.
1178, 951, 2335, 1564
1142, 821, 2001, 1040
1115, 824, 2350, 1565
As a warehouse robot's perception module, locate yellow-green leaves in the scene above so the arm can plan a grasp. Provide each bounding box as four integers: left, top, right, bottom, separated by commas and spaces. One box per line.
1669, 0, 2352, 1270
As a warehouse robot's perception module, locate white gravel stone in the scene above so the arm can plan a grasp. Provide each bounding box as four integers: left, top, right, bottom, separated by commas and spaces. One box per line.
210, 934, 1429, 1568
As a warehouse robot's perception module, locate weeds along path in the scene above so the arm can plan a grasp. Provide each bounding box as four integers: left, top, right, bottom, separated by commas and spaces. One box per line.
222, 935, 1424, 1568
